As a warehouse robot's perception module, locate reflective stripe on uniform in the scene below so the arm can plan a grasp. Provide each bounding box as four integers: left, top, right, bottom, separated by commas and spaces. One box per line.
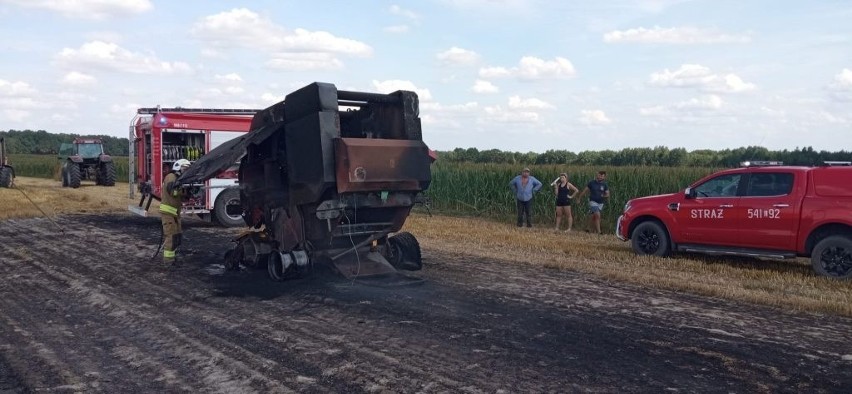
159, 204, 178, 216
163, 249, 176, 258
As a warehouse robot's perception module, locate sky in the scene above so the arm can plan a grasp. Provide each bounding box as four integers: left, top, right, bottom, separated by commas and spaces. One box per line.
0, 0, 850, 153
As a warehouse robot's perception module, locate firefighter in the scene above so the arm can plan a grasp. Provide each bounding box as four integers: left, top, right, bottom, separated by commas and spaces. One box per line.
160, 159, 191, 265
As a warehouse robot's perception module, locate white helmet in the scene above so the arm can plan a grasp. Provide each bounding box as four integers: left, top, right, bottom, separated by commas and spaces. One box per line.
172, 159, 191, 172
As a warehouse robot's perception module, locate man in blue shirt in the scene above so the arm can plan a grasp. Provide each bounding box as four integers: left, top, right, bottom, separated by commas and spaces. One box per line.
578, 170, 610, 234
508, 168, 542, 227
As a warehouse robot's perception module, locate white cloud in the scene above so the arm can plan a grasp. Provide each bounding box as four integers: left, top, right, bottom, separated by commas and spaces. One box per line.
479, 56, 576, 80
834, 68, 852, 88
482, 105, 540, 123
389, 5, 418, 20
436, 47, 480, 66
579, 110, 612, 125
56, 41, 192, 75
649, 64, 755, 93
383, 25, 410, 33
0, 79, 37, 96
3, 0, 152, 20
61, 71, 97, 86
639, 95, 724, 116
604, 26, 750, 44
192, 8, 372, 56
829, 68, 852, 101
214, 73, 243, 83
471, 79, 499, 94
266, 53, 344, 71
508, 96, 555, 110
372, 80, 432, 101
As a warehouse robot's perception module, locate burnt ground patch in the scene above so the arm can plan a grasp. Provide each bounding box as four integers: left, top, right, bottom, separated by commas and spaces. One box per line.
0, 213, 851, 392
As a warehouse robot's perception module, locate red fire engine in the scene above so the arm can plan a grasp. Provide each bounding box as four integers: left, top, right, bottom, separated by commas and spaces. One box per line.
128, 107, 259, 226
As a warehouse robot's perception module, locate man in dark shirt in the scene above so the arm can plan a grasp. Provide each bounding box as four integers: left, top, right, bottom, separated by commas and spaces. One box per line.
578, 170, 610, 234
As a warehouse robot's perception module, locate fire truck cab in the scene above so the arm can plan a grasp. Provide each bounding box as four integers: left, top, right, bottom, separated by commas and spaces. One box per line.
128, 107, 259, 227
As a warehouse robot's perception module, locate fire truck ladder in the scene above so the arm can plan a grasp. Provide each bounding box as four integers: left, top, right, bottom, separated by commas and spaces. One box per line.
136, 107, 262, 115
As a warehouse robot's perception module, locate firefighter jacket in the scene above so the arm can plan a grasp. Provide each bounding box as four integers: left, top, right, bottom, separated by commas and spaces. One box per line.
159, 172, 184, 217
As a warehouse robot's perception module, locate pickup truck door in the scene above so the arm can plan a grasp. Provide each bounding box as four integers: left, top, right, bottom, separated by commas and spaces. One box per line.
675, 173, 742, 246
736, 171, 800, 251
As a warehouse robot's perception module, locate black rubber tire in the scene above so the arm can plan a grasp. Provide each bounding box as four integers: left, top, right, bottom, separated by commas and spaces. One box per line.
214, 188, 244, 227
388, 232, 422, 271
67, 162, 81, 188
631, 221, 671, 257
99, 161, 116, 186
0, 167, 11, 188
811, 235, 852, 279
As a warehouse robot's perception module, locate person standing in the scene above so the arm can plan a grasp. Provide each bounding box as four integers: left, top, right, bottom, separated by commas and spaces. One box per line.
578, 170, 610, 234
509, 168, 542, 227
160, 159, 191, 266
553, 173, 579, 231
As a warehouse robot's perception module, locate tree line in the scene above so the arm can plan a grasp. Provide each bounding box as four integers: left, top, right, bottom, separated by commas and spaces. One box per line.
440, 146, 852, 167
0, 130, 130, 156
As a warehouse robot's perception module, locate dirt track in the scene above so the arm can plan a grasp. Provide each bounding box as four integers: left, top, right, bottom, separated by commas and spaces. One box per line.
1, 213, 851, 393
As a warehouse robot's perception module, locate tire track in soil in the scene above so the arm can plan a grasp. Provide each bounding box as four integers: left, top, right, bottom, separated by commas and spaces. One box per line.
1, 214, 852, 392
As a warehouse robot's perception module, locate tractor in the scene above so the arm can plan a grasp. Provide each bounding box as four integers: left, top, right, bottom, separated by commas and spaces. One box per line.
0, 137, 14, 188
59, 138, 116, 188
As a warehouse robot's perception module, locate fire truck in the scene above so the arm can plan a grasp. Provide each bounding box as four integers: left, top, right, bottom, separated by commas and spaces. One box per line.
128, 107, 260, 227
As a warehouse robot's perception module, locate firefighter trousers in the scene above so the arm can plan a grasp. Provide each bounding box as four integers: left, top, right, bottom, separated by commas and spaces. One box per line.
161, 214, 182, 263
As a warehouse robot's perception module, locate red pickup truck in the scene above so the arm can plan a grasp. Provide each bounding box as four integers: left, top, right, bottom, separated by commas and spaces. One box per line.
616, 161, 852, 278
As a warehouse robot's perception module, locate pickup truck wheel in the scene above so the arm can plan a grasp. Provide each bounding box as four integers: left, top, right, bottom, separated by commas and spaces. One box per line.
811, 236, 852, 279
631, 221, 670, 257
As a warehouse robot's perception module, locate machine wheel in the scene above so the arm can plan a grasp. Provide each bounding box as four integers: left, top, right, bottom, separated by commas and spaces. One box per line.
99, 161, 116, 186
631, 221, 670, 257
0, 167, 12, 188
214, 188, 244, 227
223, 247, 243, 271
811, 235, 852, 279
67, 162, 81, 188
388, 232, 422, 271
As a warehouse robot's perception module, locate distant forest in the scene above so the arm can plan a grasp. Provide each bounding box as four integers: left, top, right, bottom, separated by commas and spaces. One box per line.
3, 129, 850, 167
1, 130, 130, 156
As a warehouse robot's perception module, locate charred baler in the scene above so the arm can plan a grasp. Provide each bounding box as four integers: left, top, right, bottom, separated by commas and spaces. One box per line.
206, 82, 431, 280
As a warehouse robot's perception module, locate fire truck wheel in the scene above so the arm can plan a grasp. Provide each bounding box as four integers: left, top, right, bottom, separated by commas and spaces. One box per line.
811, 235, 852, 279
388, 232, 422, 271
67, 162, 81, 189
631, 221, 671, 257
214, 188, 244, 227
0, 167, 12, 188
99, 162, 116, 187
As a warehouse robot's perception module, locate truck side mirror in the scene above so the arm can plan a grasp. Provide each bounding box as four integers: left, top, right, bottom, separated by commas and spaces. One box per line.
684, 187, 696, 199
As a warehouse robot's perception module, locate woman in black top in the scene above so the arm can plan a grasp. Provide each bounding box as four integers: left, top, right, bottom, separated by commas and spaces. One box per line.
554, 173, 579, 231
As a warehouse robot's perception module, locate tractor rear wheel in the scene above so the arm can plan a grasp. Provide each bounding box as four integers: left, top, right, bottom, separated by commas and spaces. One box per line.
387, 232, 422, 271
67, 162, 81, 188
0, 167, 12, 188
99, 162, 116, 186
214, 188, 244, 227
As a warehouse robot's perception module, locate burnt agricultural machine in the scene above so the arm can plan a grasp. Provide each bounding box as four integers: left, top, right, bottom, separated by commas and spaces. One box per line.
59, 138, 117, 188
178, 82, 433, 281
0, 137, 14, 188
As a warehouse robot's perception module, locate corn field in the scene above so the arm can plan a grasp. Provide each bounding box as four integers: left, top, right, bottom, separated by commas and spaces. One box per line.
426, 162, 718, 229
8, 154, 129, 182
